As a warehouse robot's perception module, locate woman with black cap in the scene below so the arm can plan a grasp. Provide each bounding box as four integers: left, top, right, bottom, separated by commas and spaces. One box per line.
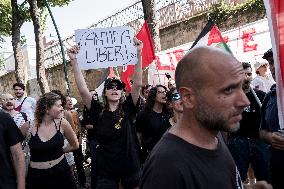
68, 38, 142, 189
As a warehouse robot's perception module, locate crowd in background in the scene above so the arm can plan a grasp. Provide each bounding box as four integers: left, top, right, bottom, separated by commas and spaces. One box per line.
0, 38, 283, 189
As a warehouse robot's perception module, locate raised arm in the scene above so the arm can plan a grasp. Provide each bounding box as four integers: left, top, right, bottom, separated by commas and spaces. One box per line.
67, 47, 92, 109
131, 38, 143, 106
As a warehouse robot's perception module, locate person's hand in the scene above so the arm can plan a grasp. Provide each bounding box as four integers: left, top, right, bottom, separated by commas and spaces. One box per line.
270, 132, 284, 150
67, 46, 80, 62
244, 181, 273, 189
85, 124, 94, 129
133, 38, 143, 53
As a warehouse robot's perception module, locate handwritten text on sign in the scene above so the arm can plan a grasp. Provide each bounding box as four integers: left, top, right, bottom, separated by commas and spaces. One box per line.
75, 27, 137, 70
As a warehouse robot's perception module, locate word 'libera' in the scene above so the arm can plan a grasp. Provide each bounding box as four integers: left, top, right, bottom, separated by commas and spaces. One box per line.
82, 30, 136, 64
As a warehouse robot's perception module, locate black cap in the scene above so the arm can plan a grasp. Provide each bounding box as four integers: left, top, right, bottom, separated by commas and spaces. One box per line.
262, 48, 273, 60
104, 77, 125, 89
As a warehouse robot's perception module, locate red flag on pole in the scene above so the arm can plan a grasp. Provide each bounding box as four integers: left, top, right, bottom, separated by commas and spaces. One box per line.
263, 0, 284, 129
121, 21, 155, 92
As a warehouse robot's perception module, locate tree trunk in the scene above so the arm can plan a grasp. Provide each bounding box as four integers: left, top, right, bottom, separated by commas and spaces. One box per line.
28, 0, 49, 94
11, 0, 25, 84
141, 0, 161, 52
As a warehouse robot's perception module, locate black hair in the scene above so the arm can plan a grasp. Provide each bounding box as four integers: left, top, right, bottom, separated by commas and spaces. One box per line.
242, 62, 251, 69
102, 83, 124, 123
263, 48, 273, 60
13, 83, 25, 91
141, 84, 152, 96
145, 85, 168, 113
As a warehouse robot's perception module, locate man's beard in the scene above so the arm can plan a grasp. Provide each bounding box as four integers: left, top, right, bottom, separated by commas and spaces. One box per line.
194, 99, 240, 133
15, 93, 23, 98
242, 80, 251, 92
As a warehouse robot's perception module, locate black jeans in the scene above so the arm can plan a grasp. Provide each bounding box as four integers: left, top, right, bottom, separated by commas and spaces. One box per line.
73, 144, 86, 185
27, 158, 77, 189
271, 149, 284, 189
89, 139, 98, 189
96, 171, 140, 189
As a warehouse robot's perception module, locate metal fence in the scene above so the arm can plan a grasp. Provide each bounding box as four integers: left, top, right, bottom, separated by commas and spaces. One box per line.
44, 0, 246, 68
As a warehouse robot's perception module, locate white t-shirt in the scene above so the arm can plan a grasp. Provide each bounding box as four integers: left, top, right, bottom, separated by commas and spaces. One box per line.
251, 75, 275, 93
15, 96, 36, 121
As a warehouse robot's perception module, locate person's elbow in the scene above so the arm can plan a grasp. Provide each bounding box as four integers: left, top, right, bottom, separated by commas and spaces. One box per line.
73, 139, 80, 150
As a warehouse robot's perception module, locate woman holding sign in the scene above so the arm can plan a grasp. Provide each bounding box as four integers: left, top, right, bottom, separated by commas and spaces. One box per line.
68, 38, 142, 189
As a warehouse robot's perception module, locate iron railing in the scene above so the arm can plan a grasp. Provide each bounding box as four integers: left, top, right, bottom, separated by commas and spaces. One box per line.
44, 0, 246, 68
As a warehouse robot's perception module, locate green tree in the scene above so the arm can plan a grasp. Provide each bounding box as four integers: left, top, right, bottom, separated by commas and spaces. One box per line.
0, 0, 29, 84
28, 0, 73, 94
0, 0, 72, 94
12, 0, 30, 84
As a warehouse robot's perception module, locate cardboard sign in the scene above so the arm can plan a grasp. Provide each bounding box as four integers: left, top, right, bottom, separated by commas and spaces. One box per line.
75, 26, 137, 70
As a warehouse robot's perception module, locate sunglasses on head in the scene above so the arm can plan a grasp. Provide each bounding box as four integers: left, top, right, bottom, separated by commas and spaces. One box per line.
106, 83, 123, 90
171, 93, 181, 101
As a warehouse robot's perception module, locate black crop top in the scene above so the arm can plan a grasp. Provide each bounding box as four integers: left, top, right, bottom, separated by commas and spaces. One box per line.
29, 119, 64, 162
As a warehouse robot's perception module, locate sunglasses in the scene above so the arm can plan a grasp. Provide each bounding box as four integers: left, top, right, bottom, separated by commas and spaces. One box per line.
171, 93, 181, 101
106, 84, 123, 90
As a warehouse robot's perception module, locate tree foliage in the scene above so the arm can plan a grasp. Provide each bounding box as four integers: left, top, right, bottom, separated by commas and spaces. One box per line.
208, 0, 265, 26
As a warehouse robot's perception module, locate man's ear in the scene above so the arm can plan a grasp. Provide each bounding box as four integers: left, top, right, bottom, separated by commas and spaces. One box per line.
179, 87, 195, 109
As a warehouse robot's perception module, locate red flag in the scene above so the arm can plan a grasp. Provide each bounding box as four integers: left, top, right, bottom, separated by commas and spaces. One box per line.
263, 0, 284, 129
121, 21, 155, 91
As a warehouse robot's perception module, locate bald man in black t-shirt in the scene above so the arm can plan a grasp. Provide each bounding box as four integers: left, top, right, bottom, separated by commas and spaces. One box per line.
140, 47, 272, 189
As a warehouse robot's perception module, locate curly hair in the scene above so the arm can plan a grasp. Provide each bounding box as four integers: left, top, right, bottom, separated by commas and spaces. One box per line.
51, 89, 67, 107
13, 82, 25, 90
35, 92, 62, 128
145, 85, 168, 113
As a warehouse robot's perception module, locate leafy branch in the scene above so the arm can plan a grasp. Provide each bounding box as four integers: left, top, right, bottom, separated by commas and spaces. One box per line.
208, 0, 266, 26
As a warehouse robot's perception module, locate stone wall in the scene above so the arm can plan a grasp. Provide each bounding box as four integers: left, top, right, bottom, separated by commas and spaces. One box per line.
160, 9, 266, 50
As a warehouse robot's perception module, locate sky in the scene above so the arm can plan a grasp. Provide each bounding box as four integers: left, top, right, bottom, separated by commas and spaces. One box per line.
3, 0, 138, 52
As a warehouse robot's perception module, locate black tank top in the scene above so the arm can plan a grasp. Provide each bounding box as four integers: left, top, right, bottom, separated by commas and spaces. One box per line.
29, 119, 64, 162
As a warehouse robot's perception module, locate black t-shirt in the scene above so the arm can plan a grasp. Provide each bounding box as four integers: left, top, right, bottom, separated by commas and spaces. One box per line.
0, 112, 24, 189
81, 105, 96, 140
136, 109, 171, 151
140, 132, 243, 189
231, 90, 265, 139
90, 94, 140, 179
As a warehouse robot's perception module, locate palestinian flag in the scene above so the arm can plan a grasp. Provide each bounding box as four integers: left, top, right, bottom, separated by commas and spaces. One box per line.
263, 0, 284, 129
190, 18, 231, 54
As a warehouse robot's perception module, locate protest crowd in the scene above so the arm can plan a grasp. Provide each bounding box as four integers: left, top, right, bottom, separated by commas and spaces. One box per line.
1, 2, 284, 189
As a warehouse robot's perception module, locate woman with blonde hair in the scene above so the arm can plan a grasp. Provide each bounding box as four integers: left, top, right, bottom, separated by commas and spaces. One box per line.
26, 92, 79, 189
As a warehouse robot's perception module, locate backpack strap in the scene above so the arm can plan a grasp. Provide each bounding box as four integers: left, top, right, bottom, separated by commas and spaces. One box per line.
20, 97, 27, 107
15, 97, 27, 111
20, 112, 28, 122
